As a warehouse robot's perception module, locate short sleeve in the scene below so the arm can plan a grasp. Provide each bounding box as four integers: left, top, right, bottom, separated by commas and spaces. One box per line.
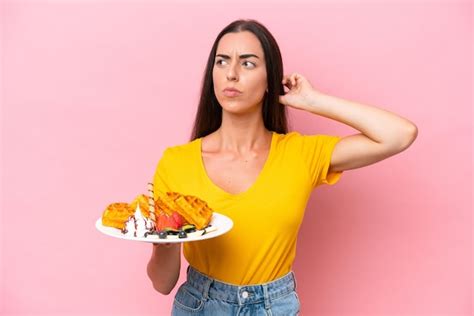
152, 148, 173, 199
300, 134, 344, 188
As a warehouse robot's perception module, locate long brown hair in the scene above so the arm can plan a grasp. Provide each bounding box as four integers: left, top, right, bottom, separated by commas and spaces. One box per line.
189, 19, 289, 141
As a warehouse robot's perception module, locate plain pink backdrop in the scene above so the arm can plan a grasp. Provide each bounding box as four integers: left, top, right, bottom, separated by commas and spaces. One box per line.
1, 1, 472, 315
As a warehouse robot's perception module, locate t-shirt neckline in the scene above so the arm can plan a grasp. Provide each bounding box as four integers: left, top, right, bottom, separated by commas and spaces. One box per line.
196, 131, 277, 199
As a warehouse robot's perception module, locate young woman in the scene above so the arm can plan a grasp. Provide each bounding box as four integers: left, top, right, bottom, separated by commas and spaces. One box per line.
146, 19, 417, 316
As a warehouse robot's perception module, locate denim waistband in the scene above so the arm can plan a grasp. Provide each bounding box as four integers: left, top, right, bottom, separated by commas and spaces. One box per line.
185, 265, 297, 305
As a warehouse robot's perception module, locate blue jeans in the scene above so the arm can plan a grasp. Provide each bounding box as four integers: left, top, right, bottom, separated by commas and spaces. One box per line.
171, 265, 300, 315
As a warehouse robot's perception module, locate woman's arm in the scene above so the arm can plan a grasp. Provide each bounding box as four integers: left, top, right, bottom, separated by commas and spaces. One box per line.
146, 243, 181, 295
280, 73, 418, 173
306, 92, 418, 173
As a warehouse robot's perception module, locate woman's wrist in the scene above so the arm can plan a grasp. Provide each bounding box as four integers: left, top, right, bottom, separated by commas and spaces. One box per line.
304, 90, 327, 113
151, 243, 176, 256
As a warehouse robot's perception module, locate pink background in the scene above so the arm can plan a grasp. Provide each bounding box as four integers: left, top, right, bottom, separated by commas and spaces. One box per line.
1, 1, 472, 315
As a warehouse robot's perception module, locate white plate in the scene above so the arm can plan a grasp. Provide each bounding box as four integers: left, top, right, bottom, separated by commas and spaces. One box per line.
95, 212, 233, 243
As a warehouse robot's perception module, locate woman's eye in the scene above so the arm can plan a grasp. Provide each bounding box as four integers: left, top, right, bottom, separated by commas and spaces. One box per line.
215, 59, 229, 66
243, 61, 255, 68
215, 60, 255, 68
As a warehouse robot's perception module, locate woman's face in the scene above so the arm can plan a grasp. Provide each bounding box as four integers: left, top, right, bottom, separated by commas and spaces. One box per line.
212, 31, 267, 114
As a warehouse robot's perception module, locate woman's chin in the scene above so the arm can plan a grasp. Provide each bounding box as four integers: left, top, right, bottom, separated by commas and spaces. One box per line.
221, 104, 259, 115
219, 99, 262, 112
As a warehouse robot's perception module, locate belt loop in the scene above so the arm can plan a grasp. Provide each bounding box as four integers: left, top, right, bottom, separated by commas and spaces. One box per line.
202, 278, 213, 301
292, 271, 297, 291
262, 284, 271, 310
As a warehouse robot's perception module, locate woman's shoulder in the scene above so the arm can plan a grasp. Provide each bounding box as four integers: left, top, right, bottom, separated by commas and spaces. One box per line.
162, 138, 199, 159
279, 130, 302, 138
275, 130, 341, 151
275, 130, 305, 144
278, 130, 338, 141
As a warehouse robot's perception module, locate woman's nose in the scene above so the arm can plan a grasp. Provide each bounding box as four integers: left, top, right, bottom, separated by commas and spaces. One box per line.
226, 62, 239, 81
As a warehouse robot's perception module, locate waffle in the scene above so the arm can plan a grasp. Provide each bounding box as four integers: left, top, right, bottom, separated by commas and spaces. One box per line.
155, 192, 180, 216
156, 192, 213, 230
129, 194, 151, 218
102, 202, 134, 230
102, 194, 152, 230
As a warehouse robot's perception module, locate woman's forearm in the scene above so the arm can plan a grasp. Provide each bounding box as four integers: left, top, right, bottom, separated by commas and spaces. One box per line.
146, 243, 181, 295
306, 92, 418, 148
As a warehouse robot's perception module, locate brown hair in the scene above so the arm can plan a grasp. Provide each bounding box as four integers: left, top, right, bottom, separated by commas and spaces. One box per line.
189, 19, 289, 141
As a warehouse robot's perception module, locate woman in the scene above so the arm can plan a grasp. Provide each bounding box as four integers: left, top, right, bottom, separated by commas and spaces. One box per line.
147, 19, 418, 316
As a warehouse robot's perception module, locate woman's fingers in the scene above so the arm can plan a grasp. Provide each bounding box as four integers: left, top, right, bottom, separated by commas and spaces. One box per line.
153, 242, 173, 248
282, 73, 300, 89
291, 73, 299, 86
283, 76, 293, 89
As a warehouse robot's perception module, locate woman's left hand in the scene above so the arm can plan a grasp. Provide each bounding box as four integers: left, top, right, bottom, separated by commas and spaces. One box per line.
279, 73, 322, 111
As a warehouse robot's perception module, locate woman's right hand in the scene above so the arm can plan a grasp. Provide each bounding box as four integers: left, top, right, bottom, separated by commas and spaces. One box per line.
153, 242, 173, 248
153, 242, 171, 248
148, 242, 181, 294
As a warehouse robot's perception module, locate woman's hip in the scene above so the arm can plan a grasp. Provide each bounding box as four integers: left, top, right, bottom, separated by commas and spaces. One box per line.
171, 265, 300, 316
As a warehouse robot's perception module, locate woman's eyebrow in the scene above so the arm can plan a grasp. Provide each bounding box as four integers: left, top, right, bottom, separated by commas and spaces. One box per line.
215, 53, 259, 59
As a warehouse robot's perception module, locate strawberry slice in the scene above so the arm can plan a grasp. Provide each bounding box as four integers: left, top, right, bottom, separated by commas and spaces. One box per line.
159, 213, 179, 230
156, 212, 188, 231
156, 213, 168, 231
171, 211, 186, 227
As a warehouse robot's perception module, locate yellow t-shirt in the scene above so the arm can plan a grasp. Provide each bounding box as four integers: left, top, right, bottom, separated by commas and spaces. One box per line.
153, 131, 343, 285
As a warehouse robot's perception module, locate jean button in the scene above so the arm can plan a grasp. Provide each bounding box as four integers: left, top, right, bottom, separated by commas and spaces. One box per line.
241, 291, 249, 298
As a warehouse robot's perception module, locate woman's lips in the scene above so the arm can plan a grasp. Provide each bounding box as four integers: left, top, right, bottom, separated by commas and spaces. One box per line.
223, 89, 242, 97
